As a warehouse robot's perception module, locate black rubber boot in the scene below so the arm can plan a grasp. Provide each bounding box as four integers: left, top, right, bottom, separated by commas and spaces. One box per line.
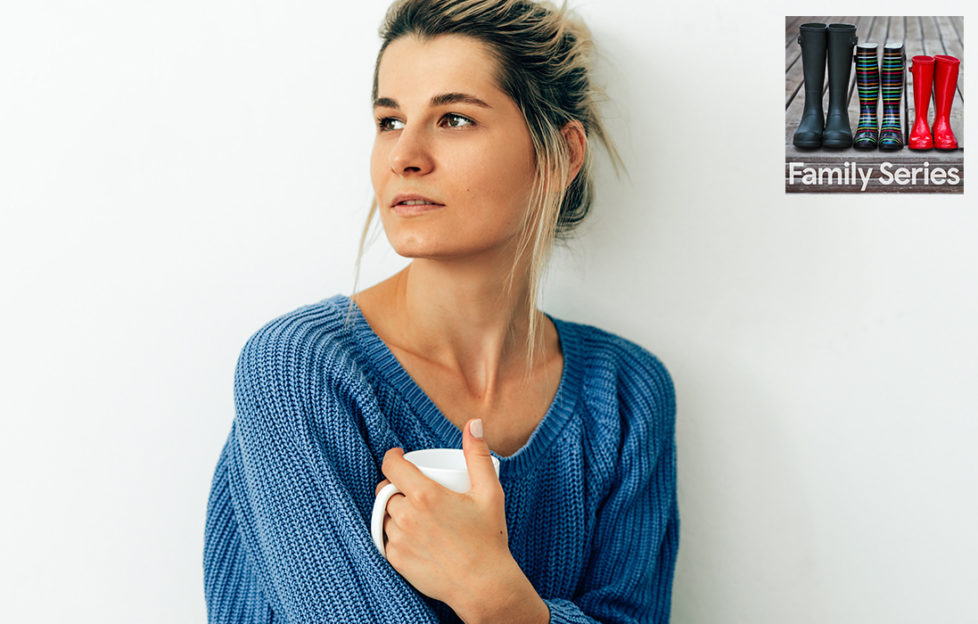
793, 23, 828, 149
823, 23, 858, 148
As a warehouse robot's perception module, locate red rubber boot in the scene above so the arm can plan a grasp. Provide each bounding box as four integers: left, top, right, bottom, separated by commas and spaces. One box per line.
908, 56, 934, 150
932, 55, 960, 150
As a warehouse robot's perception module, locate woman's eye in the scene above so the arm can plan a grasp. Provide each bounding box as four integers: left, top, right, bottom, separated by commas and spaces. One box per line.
441, 113, 473, 128
377, 114, 472, 131
377, 117, 404, 132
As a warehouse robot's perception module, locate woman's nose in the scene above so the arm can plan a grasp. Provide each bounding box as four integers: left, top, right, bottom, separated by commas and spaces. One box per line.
388, 127, 434, 175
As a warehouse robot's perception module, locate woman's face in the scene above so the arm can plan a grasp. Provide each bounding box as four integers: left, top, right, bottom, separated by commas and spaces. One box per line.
370, 34, 537, 262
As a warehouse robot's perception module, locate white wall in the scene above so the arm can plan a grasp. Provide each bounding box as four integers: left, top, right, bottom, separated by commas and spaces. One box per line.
1, 1, 974, 622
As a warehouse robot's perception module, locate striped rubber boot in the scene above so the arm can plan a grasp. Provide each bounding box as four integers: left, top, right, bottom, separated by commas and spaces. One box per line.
853, 44, 880, 149
878, 43, 905, 151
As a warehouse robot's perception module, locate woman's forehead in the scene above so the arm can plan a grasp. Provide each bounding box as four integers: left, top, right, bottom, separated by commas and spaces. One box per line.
376, 34, 502, 100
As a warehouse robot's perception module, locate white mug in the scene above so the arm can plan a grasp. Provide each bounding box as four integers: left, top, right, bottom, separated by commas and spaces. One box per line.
371, 448, 501, 559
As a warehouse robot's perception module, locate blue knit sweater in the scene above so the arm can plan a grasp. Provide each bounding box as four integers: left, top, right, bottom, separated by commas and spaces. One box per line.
204, 294, 678, 623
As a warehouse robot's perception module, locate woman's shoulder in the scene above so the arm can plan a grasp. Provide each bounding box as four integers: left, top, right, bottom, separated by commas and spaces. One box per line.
553, 315, 675, 427
235, 294, 369, 385
231, 295, 378, 434
555, 316, 671, 386
240, 293, 357, 348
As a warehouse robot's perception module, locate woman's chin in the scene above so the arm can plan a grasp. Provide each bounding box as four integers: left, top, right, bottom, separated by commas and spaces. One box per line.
386, 230, 460, 258
388, 239, 501, 262
390, 244, 460, 260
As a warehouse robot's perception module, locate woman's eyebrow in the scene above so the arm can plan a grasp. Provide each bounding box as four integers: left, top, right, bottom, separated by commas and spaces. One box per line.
373, 92, 492, 109
430, 92, 491, 108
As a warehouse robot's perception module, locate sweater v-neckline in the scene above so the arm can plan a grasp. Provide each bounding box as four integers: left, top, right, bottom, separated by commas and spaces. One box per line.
335, 293, 583, 479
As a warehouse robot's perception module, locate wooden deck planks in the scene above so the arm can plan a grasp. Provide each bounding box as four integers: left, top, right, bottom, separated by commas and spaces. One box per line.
933, 15, 964, 98
844, 16, 880, 123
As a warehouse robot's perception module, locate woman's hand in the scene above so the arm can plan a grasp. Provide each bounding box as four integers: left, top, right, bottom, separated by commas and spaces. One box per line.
375, 419, 549, 624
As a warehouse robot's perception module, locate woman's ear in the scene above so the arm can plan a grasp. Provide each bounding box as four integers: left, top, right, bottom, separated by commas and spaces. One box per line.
560, 120, 587, 186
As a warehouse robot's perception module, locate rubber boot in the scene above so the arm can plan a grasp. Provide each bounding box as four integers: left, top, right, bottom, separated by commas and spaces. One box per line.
908, 55, 934, 150
853, 44, 880, 149
932, 55, 960, 150
878, 43, 905, 151
793, 23, 827, 149
822, 23, 857, 148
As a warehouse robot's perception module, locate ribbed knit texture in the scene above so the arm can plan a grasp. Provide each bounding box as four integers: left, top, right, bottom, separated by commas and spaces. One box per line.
203, 294, 679, 623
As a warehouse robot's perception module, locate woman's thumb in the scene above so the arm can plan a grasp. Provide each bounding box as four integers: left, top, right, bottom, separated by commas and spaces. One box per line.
462, 418, 499, 491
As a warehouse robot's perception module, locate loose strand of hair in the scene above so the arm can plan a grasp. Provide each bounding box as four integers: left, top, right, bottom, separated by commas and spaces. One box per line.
347, 199, 379, 329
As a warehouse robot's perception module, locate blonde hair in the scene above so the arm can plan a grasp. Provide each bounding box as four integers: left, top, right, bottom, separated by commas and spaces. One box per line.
353, 0, 621, 371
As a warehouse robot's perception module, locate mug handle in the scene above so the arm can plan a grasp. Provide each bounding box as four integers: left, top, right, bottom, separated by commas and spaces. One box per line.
371, 483, 400, 559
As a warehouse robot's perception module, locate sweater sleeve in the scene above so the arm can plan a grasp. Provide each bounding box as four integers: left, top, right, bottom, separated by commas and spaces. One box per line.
203, 323, 440, 623
545, 351, 679, 624
203, 431, 279, 623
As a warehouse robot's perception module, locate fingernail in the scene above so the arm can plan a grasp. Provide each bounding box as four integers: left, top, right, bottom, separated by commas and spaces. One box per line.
470, 419, 483, 439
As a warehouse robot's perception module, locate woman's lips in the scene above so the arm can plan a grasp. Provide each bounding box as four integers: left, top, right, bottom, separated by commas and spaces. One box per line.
390, 194, 444, 216
391, 202, 443, 216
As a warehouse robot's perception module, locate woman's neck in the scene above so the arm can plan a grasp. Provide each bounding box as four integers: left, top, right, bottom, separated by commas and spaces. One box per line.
354, 253, 544, 398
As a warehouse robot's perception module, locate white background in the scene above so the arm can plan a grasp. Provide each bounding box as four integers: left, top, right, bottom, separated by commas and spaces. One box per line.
1, 1, 975, 622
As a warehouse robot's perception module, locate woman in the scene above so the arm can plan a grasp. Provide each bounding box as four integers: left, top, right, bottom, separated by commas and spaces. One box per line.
203, 1, 679, 622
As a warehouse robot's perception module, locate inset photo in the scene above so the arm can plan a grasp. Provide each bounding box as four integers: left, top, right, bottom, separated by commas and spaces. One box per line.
785, 16, 963, 193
